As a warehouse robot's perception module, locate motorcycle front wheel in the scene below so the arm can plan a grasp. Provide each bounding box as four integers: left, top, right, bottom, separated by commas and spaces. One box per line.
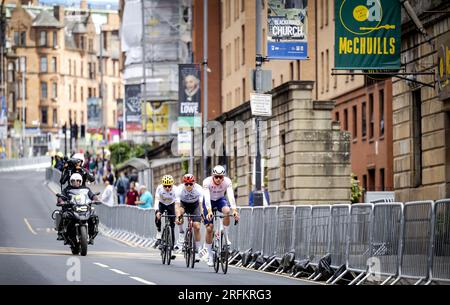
79, 226, 88, 256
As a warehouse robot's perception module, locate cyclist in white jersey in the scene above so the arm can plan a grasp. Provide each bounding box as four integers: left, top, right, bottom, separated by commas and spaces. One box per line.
174, 174, 212, 253
202, 165, 240, 267
154, 175, 178, 254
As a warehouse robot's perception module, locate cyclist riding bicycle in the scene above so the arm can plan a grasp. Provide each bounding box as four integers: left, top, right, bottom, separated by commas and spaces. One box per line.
202, 165, 239, 267
154, 175, 178, 259
174, 174, 212, 254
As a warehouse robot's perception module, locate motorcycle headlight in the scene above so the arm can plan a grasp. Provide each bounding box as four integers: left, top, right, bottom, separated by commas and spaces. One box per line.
75, 205, 89, 213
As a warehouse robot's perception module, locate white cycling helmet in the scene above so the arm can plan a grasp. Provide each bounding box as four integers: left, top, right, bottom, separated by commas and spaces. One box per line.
70, 173, 83, 186
72, 153, 85, 166
212, 165, 226, 176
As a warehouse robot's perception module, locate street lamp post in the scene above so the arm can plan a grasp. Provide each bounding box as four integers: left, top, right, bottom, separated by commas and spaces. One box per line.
21, 57, 26, 158
202, 0, 208, 180
253, 0, 264, 206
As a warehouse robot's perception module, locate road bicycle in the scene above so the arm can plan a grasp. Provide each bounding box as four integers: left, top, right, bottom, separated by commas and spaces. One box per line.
159, 211, 176, 265
211, 210, 238, 274
180, 214, 197, 268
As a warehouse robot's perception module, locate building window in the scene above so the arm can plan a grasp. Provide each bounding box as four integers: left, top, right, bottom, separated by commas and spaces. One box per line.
412, 89, 422, 187
234, 0, 239, 20
379, 89, 385, 137
242, 78, 246, 101
69, 60, 71, 75
53, 31, 57, 48
81, 87, 84, 102
321, 51, 324, 94
52, 57, 57, 73
280, 132, 286, 192
280, 74, 283, 84
69, 85, 71, 100
241, 25, 245, 65
74, 85, 77, 102
325, 0, 329, 26
234, 37, 240, 71
362, 174, 367, 192
380, 168, 385, 191
241, 0, 245, 11
74, 61, 77, 76
297, 60, 301, 80
320, 0, 324, 28
80, 36, 85, 50
368, 169, 375, 192
369, 93, 374, 138
7, 62, 15, 82
41, 107, 48, 125
81, 111, 84, 124
18, 78, 27, 99
362, 101, 367, 138
226, 43, 231, 76
14, 32, 19, 46
335, 111, 339, 123
20, 31, 26, 46
344, 108, 348, 131
352, 105, 358, 139
326, 49, 330, 92
40, 82, 47, 99
52, 82, 57, 99
39, 31, 47, 47
290, 62, 294, 80
226, 0, 231, 28
40, 57, 48, 73
53, 109, 57, 126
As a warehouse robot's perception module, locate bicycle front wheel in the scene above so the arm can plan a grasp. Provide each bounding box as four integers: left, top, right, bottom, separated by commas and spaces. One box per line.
185, 229, 191, 268
221, 232, 229, 274
213, 240, 220, 273
161, 228, 167, 265
166, 226, 173, 265
190, 229, 196, 268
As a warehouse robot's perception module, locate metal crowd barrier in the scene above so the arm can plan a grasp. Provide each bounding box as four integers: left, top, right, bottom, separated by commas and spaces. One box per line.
394, 201, 434, 285
307, 205, 332, 278
293, 205, 312, 264
236, 208, 253, 254
429, 199, 450, 284
259, 206, 278, 271
365, 203, 403, 285
332, 204, 373, 285
329, 205, 351, 270
0, 156, 51, 172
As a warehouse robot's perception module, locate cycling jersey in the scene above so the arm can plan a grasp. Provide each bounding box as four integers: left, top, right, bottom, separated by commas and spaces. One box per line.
154, 184, 178, 211
202, 176, 236, 209
175, 183, 205, 205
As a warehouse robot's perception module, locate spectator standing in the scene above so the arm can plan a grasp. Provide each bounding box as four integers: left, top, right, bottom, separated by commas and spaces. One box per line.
125, 182, 139, 205
248, 186, 270, 207
135, 185, 153, 209
101, 176, 115, 207
115, 171, 129, 205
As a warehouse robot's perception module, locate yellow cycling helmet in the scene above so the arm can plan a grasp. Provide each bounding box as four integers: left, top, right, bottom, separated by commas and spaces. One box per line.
161, 175, 174, 186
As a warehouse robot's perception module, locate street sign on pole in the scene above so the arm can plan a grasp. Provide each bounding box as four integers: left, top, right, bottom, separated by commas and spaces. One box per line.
250, 93, 272, 117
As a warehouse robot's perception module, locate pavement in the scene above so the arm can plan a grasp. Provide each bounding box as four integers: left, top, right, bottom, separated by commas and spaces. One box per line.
0, 169, 319, 285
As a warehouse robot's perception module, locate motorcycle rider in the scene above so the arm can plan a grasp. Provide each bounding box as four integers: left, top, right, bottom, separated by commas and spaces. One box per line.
56, 173, 99, 244
60, 153, 95, 187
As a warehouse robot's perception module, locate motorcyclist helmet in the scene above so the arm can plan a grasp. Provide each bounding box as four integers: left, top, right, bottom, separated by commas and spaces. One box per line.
72, 153, 85, 166
70, 173, 83, 187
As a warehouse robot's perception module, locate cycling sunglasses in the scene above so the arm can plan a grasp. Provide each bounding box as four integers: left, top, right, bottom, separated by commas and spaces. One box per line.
163, 185, 172, 189
213, 175, 224, 180
184, 183, 193, 186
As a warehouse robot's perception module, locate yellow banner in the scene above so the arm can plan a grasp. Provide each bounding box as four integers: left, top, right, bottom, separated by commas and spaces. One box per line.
144, 102, 170, 133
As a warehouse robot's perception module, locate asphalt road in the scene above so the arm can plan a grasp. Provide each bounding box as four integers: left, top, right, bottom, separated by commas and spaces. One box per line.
0, 170, 317, 285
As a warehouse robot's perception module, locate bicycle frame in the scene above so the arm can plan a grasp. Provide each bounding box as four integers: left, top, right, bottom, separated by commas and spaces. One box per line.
160, 212, 176, 265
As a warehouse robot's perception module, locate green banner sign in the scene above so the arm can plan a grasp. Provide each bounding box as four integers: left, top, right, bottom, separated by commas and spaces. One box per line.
335, 0, 401, 70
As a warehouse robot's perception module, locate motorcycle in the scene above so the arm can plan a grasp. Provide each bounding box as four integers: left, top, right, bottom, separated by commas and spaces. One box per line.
52, 189, 101, 256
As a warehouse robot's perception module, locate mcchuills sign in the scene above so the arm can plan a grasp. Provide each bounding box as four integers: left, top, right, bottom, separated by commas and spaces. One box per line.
335, 0, 401, 70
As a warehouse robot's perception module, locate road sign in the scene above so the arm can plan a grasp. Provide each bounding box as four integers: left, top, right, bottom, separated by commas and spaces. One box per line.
250, 93, 272, 117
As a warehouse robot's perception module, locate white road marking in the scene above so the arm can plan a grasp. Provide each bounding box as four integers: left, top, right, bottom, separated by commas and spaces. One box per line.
129, 276, 156, 285
93, 263, 110, 268
23, 218, 37, 235
109, 269, 129, 275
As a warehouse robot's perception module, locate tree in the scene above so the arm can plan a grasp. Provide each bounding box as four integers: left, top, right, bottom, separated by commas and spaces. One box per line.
351, 173, 363, 203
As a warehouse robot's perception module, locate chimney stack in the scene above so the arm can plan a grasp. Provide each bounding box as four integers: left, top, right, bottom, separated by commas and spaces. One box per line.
53, 5, 65, 22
